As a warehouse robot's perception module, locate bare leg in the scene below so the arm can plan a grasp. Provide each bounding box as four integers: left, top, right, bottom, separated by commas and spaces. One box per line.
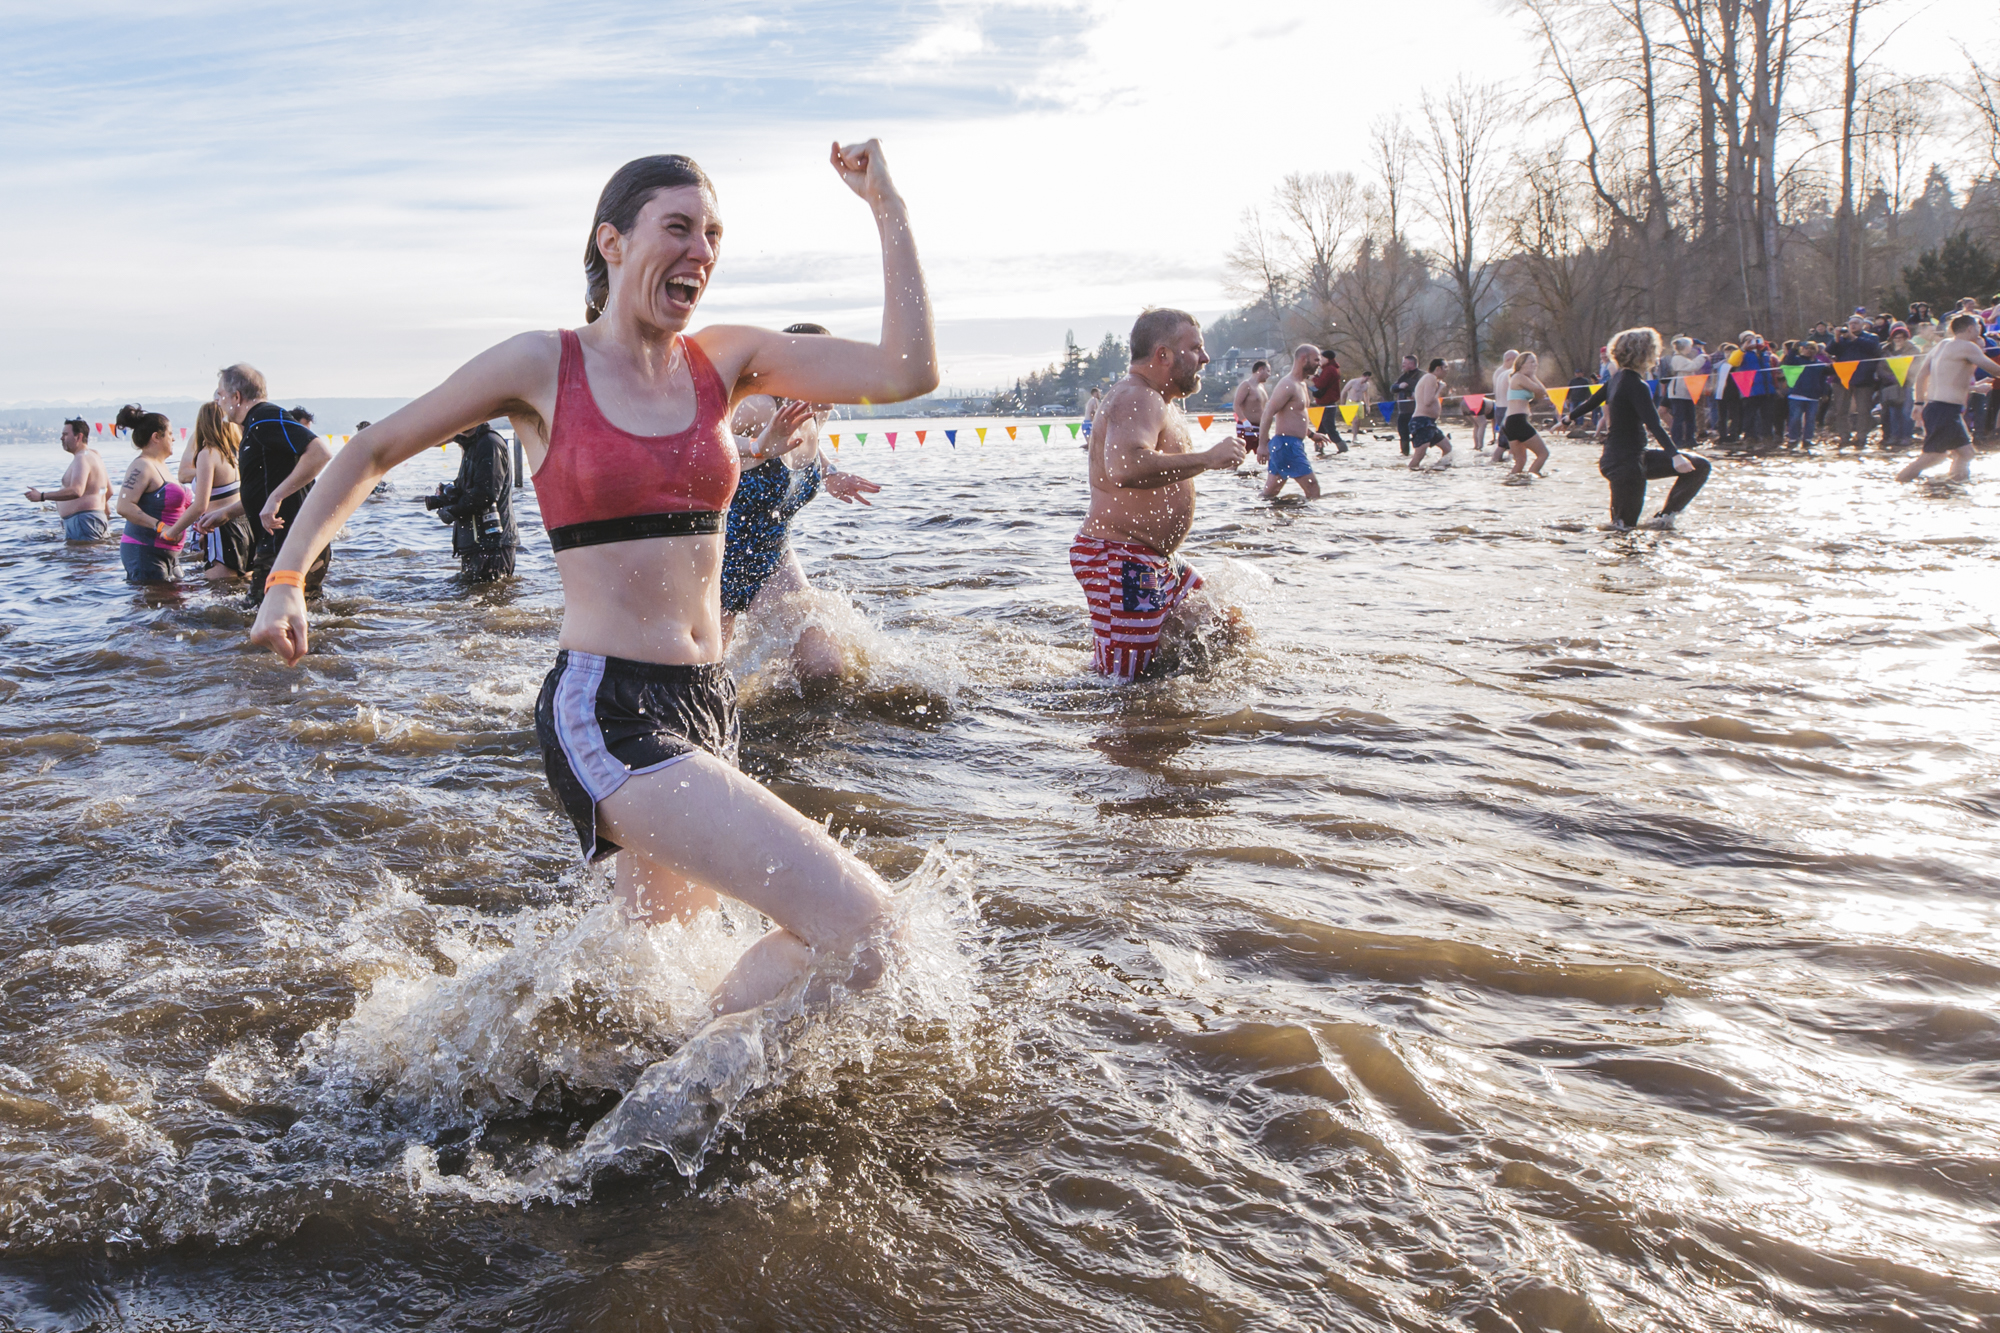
742, 553, 845, 689
616, 851, 721, 925
1298, 473, 1321, 499
596, 753, 894, 1016
1949, 444, 1976, 481
1897, 449, 1952, 483
1508, 441, 1527, 474
1408, 446, 1427, 470
1527, 434, 1550, 475
1260, 473, 1285, 500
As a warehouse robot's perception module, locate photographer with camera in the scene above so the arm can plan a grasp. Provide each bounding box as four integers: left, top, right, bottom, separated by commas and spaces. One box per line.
428, 422, 518, 582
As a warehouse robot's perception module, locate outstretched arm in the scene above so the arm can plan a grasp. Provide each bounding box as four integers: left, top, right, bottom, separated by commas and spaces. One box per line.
249, 332, 557, 664
701, 141, 937, 407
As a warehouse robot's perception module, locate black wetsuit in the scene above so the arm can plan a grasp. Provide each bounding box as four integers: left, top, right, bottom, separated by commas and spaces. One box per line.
1570, 369, 1711, 527
450, 424, 519, 581
1391, 368, 1422, 454
238, 402, 330, 600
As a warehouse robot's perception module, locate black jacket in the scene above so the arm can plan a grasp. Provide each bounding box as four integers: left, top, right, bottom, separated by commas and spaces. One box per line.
1826, 332, 1882, 388
451, 425, 518, 555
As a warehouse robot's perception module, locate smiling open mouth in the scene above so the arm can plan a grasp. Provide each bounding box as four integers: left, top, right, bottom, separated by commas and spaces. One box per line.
663, 277, 700, 307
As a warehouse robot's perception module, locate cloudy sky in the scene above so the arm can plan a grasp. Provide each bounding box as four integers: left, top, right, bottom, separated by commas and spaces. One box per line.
1, 0, 1987, 404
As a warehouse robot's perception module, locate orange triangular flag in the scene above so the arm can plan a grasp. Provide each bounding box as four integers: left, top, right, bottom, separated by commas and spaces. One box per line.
1197, 414, 1214, 431
1684, 373, 1708, 402
916, 430, 927, 445
829, 433, 840, 449
1005, 425, 1017, 440
1547, 385, 1570, 413
1308, 406, 1325, 429
1832, 360, 1859, 388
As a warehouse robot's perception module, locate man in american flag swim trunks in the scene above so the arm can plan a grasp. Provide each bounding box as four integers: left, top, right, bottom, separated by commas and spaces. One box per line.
1070, 308, 1248, 681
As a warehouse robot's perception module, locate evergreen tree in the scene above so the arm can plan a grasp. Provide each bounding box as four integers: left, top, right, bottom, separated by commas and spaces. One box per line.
1897, 232, 2000, 311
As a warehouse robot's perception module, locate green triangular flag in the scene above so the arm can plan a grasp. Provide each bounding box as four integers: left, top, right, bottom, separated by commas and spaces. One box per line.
1038, 424, 1051, 441
1781, 364, 1804, 388
1067, 422, 1080, 437
855, 432, 867, 446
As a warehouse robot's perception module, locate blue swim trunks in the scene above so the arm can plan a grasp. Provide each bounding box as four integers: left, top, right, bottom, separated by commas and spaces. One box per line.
1266, 434, 1314, 479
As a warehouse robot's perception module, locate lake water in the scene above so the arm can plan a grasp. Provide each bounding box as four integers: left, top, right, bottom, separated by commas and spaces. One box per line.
1, 420, 1996, 1330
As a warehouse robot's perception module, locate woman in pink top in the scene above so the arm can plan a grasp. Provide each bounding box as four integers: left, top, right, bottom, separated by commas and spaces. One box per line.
249, 143, 936, 1037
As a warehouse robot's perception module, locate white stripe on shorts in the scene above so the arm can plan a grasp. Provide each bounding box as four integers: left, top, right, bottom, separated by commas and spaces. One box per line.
551, 651, 626, 802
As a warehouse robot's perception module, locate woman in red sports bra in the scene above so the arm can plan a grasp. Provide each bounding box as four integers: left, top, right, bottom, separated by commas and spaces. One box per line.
248, 141, 936, 1021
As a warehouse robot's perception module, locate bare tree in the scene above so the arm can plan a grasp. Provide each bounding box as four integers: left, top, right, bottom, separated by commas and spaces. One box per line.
1966, 50, 2000, 184
1272, 171, 1365, 341
1370, 116, 1418, 243
1417, 78, 1507, 375
1223, 207, 1296, 335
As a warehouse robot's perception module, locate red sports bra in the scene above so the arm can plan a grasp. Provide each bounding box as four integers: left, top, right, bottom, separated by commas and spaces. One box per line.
533, 328, 740, 550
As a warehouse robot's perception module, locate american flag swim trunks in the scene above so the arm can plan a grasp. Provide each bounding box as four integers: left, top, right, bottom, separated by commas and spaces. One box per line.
1069, 533, 1203, 680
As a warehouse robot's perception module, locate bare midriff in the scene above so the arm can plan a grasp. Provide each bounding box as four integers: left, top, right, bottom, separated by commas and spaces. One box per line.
554, 534, 725, 663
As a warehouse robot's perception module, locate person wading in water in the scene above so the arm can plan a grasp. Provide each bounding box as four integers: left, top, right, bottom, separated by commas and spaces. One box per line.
247, 142, 936, 1023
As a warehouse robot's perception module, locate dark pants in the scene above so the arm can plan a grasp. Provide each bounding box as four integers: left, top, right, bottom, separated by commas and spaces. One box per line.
460, 546, 518, 582
1601, 450, 1710, 527
1395, 405, 1414, 455
1982, 387, 2000, 439
1669, 398, 1696, 448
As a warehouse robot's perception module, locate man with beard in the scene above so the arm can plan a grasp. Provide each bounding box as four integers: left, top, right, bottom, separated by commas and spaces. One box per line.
1258, 343, 1330, 500
1070, 308, 1247, 680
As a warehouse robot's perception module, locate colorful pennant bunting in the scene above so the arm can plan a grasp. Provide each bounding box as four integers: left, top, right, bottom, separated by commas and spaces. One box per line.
830, 433, 841, 449
1004, 426, 1017, 440
1730, 369, 1757, 397
1307, 406, 1325, 429
856, 432, 868, 447
1887, 356, 1913, 385
946, 429, 957, 446
1462, 393, 1484, 415
1339, 403, 1360, 424
1832, 360, 1858, 388
1376, 401, 1395, 422
1038, 424, 1051, 441
1684, 373, 1708, 402
1197, 414, 1214, 432
1067, 422, 1080, 437
916, 430, 927, 445
886, 431, 897, 449
976, 427, 987, 444
1780, 364, 1804, 388
1547, 385, 1570, 413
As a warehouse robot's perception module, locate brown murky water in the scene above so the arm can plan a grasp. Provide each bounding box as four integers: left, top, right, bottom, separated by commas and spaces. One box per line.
2, 423, 1997, 1330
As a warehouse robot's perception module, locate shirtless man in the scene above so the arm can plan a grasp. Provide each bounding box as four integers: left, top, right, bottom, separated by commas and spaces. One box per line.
24, 417, 112, 541
1258, 344, 1328, 500
1071, 308, 1247, 680
1232, 360, 1270, 465
1082, 385, 1102, 449
1899, 313, 2000, 482
1408, 359, 1453, 470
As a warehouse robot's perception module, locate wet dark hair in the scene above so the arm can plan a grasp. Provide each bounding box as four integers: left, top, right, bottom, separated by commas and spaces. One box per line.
63, 417, 88, 440
125, 410, 171, 449
286, 406, 314, 425
584, 155, 715, 324
114, 404, 145, 433
1250, 359, 1268, 372
782, 322, 831, 336
1429, 358, 1446, 371
1130, 308, 1195, 362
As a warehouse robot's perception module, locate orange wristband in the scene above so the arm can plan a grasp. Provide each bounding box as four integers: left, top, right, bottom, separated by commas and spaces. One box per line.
265, 569, 306, 591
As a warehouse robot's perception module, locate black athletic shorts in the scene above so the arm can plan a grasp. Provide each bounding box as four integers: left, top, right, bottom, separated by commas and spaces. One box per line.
121, 542, 179, 585
1920, 400, 1973, 452
1503, 413, 1538, 443
1410, 416, 1446, 447
534, 650, 739, 863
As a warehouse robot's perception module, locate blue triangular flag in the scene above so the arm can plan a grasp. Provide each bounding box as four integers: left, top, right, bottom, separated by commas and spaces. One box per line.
1646, 379, 1660, 394
1376, 400, 1395, 422
946, 429, 957, 447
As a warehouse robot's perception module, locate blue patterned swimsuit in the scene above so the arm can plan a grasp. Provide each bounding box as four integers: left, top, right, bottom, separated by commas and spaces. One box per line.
720, 456, 824, 613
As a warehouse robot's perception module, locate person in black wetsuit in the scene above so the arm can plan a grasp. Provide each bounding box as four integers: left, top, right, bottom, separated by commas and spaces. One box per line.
199, 363, 334, 603
1561, 326, 1711, 531
1390, 354, 1422, 456
432, 422, 519, 582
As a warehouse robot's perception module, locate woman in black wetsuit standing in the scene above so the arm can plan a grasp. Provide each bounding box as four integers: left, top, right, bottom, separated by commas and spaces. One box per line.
1561, 326, 1712, 530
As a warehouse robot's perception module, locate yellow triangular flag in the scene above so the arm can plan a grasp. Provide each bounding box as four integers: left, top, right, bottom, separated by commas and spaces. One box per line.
1887, 355, 1913, 385
1338, 403, 1360, 424
1308, 406, 1325, 429
976, 427, 987, 445
1547, 385, 1570, 413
